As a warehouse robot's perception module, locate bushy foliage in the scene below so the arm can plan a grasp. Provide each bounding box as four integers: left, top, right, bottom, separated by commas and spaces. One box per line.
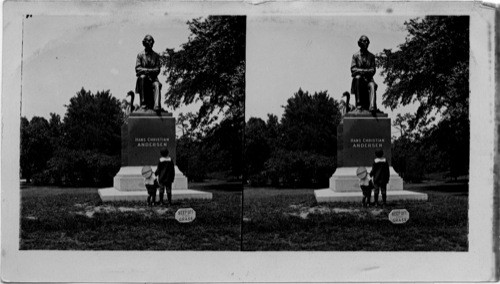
21, 88, 124, 186
378, 16, 469, 179
164, 16, 246, 127
263, 150, 335, 188
280, 89, 341, 156
244, 117, 271, 180
20, 116, 54, 182
391, 112, 468, 182
33, 149, 120, 186
176, 136, 207, 182
391, 137, 426, 183
176, 116, 243, 181
63, 88, 123, 155
245, 89, 341, 188
377, 16, 469, 130
164, 16, 245, 179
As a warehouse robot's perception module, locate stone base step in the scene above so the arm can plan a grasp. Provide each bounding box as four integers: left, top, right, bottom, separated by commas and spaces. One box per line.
330, 167, 404, 192
98, 187, 213, 202
314, 188, 428, 203
113, 166, 188, 191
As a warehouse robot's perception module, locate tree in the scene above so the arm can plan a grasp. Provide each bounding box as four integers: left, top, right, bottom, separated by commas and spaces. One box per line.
176, 112, 196, 138
177, 117, 243, 181
163, 16, 246, 179
20, 89, 124, 186
265, 114, 279, 149
377, 16, 469, 178
176, 136, 207, 182
30, 88, 124, 186
377, 16, 469, 130
425, 113, 469, 179
244, 117, 271, 183
393, 113, 415, 138
20, 116, 53, 182
20, 116, 30, 181
163, 16, 246, 127
264, 149, 335, 188
47, 113, 62, 146
63, 88, 124, 155
280, 89, 341, 156
244, 89, 341, 188
202, 116, 243, 178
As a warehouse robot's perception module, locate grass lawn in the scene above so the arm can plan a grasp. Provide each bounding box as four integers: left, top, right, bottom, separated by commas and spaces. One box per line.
19, 180, 468, 251
20, 181, 242, 250
242, 181, 468, 251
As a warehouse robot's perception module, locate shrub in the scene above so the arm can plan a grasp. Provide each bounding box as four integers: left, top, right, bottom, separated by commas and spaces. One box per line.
33, 148, 120, 187
263, 150, 335, 188
176, 137, 207, 182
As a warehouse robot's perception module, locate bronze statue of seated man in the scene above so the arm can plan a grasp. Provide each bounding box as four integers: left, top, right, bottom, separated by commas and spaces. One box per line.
135, 34, 162, 111
351, 35, 378, 112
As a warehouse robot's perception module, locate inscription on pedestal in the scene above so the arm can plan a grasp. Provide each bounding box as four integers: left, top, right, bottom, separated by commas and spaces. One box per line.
340, 117, 391, 167
122, 115, 176, 166
134, 137, 169, 147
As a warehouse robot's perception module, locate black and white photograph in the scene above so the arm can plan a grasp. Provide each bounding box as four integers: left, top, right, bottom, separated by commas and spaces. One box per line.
243, 15, 469, 251
18, 14, 245, 250
1, 1, 497, 282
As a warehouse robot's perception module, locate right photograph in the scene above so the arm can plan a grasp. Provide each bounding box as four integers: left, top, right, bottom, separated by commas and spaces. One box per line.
243, 15, 469, 251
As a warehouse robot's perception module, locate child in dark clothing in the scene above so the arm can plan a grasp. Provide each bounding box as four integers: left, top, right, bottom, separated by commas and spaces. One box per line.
369, 149, 390, 207
357, 166, 374, 207
142, 165, 159, 206
155, 148, 175, 205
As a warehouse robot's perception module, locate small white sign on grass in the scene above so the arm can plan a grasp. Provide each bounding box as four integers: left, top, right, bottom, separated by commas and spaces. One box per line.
388, 209, 409, 224
175, 208, 196, 223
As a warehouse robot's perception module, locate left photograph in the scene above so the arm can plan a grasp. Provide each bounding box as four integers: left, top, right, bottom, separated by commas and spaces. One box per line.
20, 15, 245, 250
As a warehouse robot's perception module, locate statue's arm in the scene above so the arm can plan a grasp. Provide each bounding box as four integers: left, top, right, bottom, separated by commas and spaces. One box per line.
350, 54, 376, 77
366, 55, 376, 77
135, 54, 147, 76
149, 55, 161, 77
350, 55, 362, 76
135, 54, 161, 77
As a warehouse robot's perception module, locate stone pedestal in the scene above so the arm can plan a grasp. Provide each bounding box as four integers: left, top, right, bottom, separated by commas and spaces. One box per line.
98, 111, 212, 202
314, 111, 427, 203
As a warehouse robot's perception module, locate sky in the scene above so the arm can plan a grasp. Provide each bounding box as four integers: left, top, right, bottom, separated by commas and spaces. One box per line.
246, 16, 420, 136
21, 15, 203, 120
22, 15, 420, 136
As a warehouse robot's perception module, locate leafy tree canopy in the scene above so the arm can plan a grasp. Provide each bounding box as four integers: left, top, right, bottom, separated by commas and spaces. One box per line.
377, 16, 469, 130
244, 117, 271, 176
280, 89, 341, 156
20, 116, 53, 181
63, 88, 123, 155
243, 89, 341, 187
163, 16, 246, 127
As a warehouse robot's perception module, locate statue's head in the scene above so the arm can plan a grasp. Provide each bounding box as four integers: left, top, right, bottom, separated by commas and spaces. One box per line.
142, 35, 155, 49
357, 35, 370, 50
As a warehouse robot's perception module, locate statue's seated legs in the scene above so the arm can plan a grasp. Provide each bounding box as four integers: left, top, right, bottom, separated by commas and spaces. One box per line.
151, 81, 161, 111
136, 75, 162, 110
367, 81, 376, 111
352, 75, 377, 111
352, 75, 366, 109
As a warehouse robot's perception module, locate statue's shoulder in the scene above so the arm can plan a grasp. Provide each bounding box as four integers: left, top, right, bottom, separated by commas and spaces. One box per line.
137, 50, 160, 59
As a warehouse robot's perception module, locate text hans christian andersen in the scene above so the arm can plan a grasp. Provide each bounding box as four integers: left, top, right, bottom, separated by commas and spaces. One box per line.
134, 137, 169, 147
350, 138, 385, 148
